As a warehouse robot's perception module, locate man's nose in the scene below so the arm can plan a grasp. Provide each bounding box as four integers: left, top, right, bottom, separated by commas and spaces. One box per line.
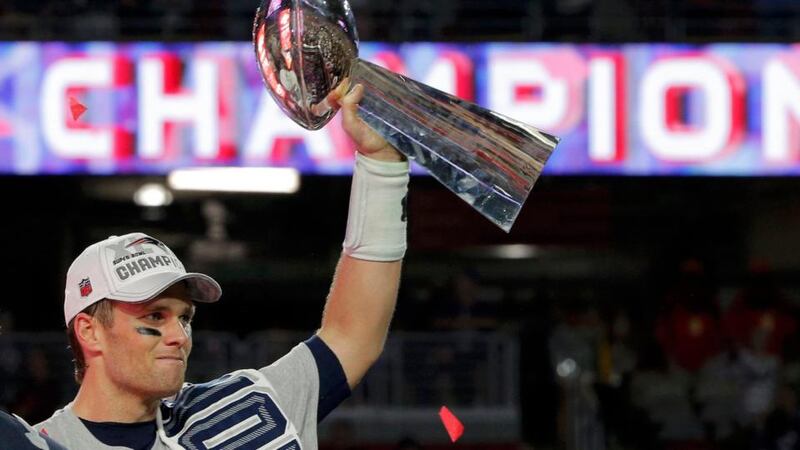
163, 319, 190, 347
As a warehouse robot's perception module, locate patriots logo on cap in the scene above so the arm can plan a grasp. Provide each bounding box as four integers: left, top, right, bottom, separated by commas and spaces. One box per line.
79, 278, 93, 297
127, 236, 166, 249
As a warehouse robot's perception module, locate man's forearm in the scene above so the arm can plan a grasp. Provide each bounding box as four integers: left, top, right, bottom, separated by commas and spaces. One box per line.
318, 255, 401, 387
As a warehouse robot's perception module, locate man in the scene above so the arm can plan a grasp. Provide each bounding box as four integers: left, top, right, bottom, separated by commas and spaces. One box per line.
1, 326, 69, 449
36, 82, 409, 449
0, 410, 69, 450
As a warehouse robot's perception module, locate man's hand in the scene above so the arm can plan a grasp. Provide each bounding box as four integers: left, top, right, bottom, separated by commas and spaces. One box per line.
330, 80, 405, 163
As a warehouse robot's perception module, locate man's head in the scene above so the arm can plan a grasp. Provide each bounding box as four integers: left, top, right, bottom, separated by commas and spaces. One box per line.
69, 283, 196, 398
64, 233, 221, 397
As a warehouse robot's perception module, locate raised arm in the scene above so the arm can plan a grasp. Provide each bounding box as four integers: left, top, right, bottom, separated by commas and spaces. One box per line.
316, 82, 408, 389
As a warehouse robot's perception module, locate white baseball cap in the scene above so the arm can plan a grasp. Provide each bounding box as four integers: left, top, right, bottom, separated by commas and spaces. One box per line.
64, 232, 222, 325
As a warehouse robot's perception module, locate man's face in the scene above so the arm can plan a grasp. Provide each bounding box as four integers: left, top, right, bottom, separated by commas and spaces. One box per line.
100, 283, 195, 401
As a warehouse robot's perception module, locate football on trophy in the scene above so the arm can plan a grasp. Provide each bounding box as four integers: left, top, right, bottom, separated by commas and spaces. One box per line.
253, 0, 359, 130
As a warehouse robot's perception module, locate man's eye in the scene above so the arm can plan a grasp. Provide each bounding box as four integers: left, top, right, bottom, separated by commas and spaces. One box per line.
146, 312, 164, 321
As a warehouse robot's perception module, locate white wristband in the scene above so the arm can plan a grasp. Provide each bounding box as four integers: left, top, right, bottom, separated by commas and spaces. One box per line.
343, 153, 410, 261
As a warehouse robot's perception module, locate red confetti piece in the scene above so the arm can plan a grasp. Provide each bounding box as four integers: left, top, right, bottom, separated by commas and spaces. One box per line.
69, 96, 88, 121
439, 406, 464, 443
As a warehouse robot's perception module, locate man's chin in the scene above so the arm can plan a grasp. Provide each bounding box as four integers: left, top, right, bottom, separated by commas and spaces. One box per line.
150, 375, 186, 399
150, 384, 183, 400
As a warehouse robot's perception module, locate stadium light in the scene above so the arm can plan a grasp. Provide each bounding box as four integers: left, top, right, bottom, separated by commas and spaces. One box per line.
133, 183, 173, 207
167, 167, 300, 194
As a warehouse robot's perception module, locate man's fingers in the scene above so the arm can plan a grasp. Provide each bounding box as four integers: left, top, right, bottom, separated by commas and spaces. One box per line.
341, 106, 366, 145
328, 79, 353, 106
341, 83, 364, 109
340, 83, 367, 140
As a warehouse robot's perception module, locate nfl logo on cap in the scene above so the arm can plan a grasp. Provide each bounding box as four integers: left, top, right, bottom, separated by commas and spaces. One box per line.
79, 278, 92, 297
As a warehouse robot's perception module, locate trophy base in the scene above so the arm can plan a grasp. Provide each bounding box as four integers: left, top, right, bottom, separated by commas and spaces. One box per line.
350, 59, 559, 232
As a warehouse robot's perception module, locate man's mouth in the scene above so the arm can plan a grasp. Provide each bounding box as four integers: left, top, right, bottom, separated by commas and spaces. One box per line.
156, 356, 185, 364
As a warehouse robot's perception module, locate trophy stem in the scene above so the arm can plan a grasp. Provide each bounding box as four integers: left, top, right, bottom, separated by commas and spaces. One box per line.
349, 59, 559, 232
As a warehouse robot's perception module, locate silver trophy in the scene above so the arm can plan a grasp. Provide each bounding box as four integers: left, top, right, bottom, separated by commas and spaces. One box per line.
253, 0, 559, 232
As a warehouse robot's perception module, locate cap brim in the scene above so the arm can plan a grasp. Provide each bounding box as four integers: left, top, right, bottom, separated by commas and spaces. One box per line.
106, 271, 222, 304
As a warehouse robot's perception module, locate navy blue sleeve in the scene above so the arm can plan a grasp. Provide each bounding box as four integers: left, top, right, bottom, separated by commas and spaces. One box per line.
0, 411, 69, 450
304, 335, 352, 422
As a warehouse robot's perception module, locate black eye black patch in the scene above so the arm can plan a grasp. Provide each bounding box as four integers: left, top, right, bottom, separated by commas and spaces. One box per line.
136, 327, 162, 337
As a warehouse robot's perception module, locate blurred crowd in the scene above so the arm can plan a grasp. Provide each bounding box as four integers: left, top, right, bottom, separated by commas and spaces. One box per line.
0, 0, 798, 42
538, 259, 800, 450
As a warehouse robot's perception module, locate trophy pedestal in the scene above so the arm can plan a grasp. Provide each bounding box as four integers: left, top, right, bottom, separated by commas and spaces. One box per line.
350, 59, 559, 232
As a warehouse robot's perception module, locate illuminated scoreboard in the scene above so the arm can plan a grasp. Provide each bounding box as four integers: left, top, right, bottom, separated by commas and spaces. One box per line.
0, 42, 798, 176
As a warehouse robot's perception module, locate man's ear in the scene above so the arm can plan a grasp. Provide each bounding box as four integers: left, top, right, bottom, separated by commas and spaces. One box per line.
74, 312, 104, 354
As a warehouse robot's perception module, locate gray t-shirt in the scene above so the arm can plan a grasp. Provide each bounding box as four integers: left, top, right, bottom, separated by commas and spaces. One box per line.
36, 342, 319, 450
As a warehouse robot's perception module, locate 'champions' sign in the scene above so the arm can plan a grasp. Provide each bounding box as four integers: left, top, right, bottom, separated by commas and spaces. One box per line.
0, 42, 798, 176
